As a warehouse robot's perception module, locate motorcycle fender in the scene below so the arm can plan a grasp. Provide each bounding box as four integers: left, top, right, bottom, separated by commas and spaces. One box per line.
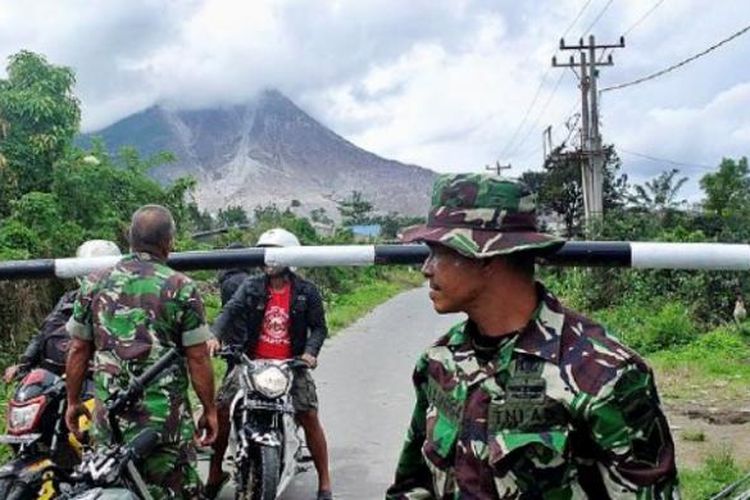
246, 428, 282, 448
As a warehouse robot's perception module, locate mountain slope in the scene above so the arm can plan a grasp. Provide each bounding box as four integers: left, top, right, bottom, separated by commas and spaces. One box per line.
81, 90, 436, 218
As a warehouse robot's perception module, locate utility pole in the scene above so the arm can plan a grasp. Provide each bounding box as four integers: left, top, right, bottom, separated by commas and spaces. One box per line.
552, 35, 624, 231
486, 161, 512, 176
542, 126, 553, 159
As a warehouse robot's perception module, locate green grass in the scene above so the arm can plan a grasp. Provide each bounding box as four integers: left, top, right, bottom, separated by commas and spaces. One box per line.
681, 430, 706, 443
680, 449, 748, 499
0, 383, 13, 462
592, 300, 700, 355
648, 326, 750, 402
324, 268, 423, 334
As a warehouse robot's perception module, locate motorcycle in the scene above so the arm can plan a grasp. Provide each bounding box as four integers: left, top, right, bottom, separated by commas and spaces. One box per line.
0, 365, 94, 499
220, 348, 310, 500
58, 347, 182, 500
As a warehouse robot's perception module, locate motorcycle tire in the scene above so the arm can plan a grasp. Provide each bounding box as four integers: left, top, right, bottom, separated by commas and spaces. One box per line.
236, 446, 281, 500
7, 480, 33, 500
0, 477, 12, 498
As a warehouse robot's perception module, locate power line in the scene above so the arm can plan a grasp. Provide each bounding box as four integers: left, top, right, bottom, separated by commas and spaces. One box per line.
602, 23, 750, 92
618, 147, 714, 170
499, 73, 550, 158
581, 0, 615, 36
623, 0, 666, 37
563, 0, 595, 38
507, 70, 568, 158
595, 2, 663, 65
499, 0, 595, 158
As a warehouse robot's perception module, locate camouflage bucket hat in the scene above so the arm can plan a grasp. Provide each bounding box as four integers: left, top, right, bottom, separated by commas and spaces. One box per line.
401, 173, 564, 258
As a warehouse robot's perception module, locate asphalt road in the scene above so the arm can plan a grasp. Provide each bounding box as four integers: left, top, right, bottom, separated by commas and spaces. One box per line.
203, 284, 461, 499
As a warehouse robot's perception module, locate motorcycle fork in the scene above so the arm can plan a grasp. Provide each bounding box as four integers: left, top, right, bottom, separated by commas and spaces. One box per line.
50, 398, 65, 457
236, 408, 280, 493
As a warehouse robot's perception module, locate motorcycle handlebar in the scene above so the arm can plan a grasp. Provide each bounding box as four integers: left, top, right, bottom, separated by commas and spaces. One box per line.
217, 347, 309, 370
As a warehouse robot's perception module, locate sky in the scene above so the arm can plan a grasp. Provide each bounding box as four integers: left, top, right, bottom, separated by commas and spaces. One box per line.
0, 0, 748, 199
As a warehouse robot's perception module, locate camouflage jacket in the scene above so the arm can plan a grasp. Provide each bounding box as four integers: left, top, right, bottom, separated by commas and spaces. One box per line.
66, 252, 212, 445
387, 284, 679, 499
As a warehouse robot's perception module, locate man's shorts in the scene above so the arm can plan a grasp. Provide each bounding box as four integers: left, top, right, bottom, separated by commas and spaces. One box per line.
217, 365, 318, 413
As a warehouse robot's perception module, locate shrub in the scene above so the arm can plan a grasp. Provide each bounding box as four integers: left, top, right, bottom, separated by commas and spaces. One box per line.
593, 301, 699, 354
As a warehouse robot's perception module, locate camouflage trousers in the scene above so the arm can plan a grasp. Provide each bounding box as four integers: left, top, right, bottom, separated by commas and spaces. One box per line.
140, 440, 203, 499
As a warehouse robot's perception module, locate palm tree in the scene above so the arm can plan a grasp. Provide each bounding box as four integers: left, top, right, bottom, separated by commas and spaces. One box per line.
629, 168, 688, 216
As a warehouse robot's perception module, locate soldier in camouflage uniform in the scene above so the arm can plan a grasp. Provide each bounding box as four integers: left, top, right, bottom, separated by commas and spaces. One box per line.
386, 174, 679, 499
65, 205, 218, 499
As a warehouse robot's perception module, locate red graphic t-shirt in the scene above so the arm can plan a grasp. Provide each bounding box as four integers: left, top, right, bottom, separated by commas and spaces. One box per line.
254, 282, 293, 360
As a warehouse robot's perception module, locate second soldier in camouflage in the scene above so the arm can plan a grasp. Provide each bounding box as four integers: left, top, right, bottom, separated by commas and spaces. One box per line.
386, 174, 679, 498
65, 205, 218, 499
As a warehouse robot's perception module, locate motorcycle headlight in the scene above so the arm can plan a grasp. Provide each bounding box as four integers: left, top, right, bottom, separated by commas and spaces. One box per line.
8, 400, 43, 434
251, 365, 290, 399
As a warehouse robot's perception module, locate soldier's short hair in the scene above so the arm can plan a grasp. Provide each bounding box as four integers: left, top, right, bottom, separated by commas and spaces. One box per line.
129, 205, 176, 251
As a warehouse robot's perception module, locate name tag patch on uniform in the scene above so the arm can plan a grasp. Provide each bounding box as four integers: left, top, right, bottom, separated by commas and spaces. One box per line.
488, 357, 550, 431
489, 402, 547, 430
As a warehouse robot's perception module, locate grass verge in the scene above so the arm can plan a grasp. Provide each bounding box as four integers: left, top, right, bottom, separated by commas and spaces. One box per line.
325, 267, 423, 334
680, 449, 747, 500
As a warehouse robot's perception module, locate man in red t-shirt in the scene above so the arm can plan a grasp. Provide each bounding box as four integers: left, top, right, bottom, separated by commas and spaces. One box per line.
207, 229, 332, 500
255, 279, 294, 359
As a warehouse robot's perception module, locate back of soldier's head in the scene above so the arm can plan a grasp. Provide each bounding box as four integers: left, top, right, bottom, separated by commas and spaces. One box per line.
129, 205, 176, 253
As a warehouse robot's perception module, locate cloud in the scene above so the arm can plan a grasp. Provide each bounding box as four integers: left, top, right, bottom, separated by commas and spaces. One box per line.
0, 0, 747, 194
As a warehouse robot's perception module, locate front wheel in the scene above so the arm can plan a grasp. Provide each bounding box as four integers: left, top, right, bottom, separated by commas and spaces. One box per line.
0, 478, 13, 498
236, 445, 281, 500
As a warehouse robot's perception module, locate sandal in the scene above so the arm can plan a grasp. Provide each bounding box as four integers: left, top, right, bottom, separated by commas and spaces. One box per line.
317, 490, 334, 500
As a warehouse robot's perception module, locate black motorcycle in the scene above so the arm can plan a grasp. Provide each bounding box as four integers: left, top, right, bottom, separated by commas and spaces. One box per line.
220, 348, 310, 500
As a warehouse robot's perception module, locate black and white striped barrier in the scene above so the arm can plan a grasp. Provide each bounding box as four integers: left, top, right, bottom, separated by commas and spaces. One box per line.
1, 242, 750, 281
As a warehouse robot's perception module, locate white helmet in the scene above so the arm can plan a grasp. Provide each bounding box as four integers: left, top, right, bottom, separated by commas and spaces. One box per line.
76, 239, 122, 259
256, 228, 300, 248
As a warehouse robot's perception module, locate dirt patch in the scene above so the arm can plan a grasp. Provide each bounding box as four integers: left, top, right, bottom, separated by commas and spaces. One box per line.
667, 411, 750, 470
678, 406, 750, 425
656, 367, 750, 470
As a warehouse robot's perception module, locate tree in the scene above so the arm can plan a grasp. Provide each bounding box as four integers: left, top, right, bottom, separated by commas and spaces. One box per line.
217, 205, 249, 227
700, 157, 750, 218
310, 207, 333, 225
187, 203, 214, 232
49, 144, 195, 248
533, 145, 627, 237
0, 51, 80, 213
337, 191, 374, 225
372, 212, 426, 240
698, 157, 750, 242
518, 171, 546, 197
629, 168, 688, 215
